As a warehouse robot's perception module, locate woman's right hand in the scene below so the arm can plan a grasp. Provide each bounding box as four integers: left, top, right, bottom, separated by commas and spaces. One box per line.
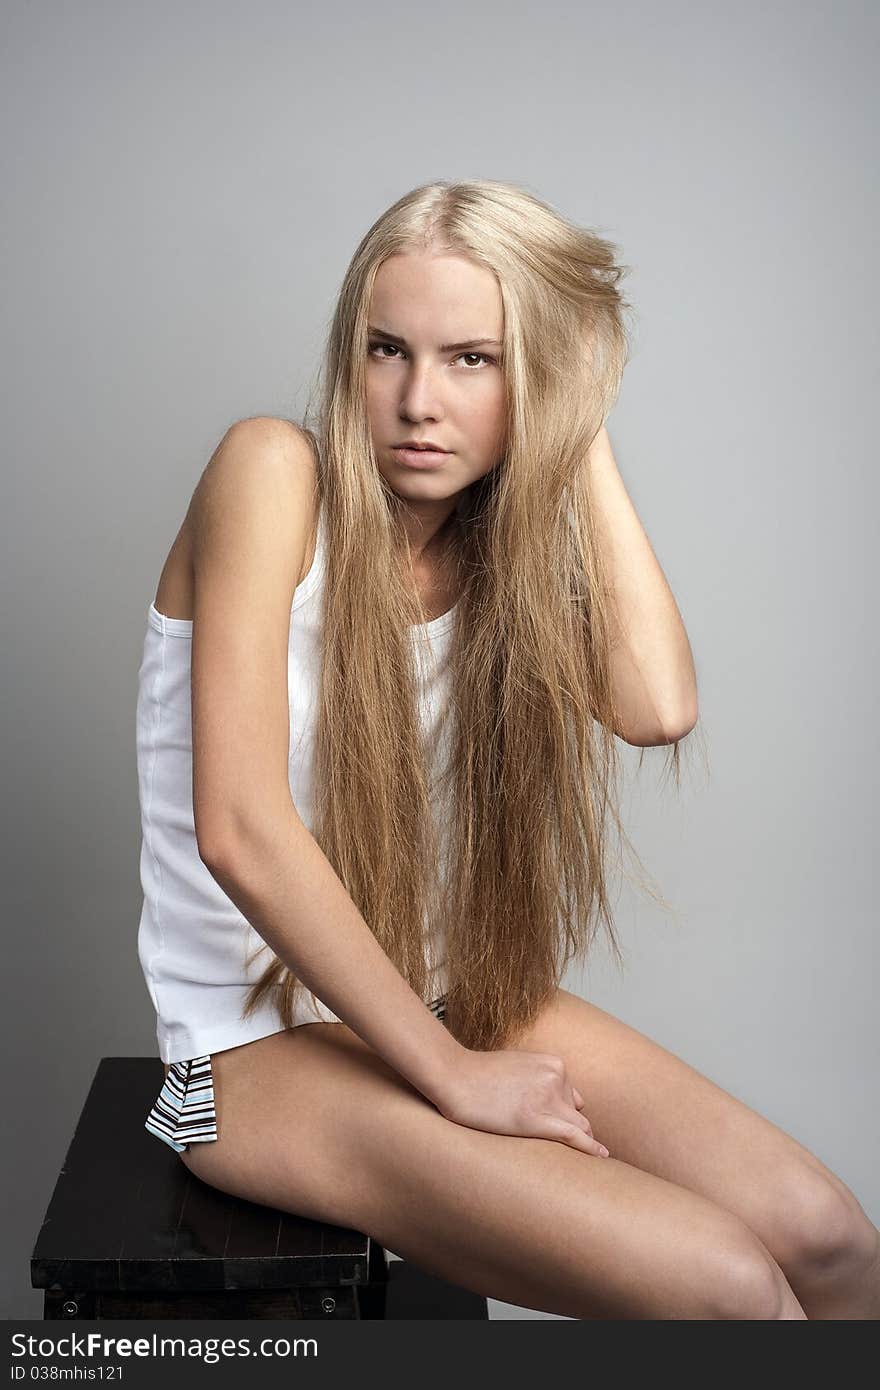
433, 1047, 611, 1157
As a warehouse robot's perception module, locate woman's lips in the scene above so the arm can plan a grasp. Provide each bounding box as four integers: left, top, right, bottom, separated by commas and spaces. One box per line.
392, 446, 451, 469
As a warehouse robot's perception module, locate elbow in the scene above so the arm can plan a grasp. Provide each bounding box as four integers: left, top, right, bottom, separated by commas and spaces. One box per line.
196, 836, 220, 869
194, 812, 244, 876
661, 699, 699, 745
197, 831, 263, 896
196, 831, 237, 878
196, 800, 306, 881
619, 701, 699, 748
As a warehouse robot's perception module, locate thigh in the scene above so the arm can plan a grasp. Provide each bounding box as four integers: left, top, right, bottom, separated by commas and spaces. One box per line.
180, 1020, 799, 1320
510, 987, 851, 1271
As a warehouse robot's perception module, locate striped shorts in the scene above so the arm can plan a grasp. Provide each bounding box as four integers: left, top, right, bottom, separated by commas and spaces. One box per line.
145, 993, 449, 1154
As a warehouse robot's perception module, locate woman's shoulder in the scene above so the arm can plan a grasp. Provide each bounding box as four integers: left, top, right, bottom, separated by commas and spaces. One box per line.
152, 419, 319, 621
219, 414, 319, 475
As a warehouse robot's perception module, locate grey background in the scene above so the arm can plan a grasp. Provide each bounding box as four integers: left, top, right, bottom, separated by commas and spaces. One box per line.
2, 0, 876, 1320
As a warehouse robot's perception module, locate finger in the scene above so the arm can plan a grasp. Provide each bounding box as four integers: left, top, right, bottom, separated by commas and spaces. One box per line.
546, 1119, 609, 1158
567, 1089, 595, 1134
575, 1111, 594, 1138
569, 1091, 602, 1146
572, 1129, 608, 1158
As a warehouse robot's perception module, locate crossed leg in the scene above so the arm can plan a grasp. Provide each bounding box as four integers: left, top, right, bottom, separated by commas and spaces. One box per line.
508, 988, 879, 1319
176, 989, 869, 1319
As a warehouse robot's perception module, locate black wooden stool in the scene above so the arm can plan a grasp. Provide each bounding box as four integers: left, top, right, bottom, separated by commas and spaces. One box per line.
31, 1058, 488, 1320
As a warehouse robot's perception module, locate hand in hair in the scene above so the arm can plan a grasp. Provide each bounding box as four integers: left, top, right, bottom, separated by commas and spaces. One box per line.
433, 1048, 610, 1158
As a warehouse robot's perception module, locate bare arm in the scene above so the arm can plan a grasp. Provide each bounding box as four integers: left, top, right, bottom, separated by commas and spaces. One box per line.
189, 416, 465, 1105
203, 813, 463, 1105
587, 426, 699, 746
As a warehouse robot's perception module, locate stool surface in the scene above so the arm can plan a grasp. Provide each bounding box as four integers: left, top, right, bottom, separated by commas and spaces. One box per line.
31, 1058, 372, 1296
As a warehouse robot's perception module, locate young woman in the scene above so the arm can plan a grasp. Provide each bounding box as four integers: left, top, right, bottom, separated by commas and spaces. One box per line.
136, 179, 878, 1319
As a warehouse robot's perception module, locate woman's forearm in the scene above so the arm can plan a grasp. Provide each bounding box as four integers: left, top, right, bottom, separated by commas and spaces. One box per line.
587, 426, 698, 741
202, 810, 466, 1105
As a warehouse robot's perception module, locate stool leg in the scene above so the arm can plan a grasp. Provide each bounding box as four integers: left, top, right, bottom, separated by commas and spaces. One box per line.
357, 1239, 390, 1319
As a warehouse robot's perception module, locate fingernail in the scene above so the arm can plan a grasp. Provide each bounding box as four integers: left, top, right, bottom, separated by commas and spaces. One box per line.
600, 1146, 609, 1157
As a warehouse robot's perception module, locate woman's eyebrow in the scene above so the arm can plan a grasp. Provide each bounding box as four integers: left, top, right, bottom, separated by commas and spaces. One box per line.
368, 325, 503, 352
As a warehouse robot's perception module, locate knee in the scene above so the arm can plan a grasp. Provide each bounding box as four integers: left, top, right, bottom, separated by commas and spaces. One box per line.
706, 1238, 801, 1321
770, 1167, 878, 1285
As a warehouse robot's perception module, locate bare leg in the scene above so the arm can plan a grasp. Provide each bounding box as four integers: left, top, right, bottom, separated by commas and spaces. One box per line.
180, 1023, 806, 1319
506, 989, 878, 1319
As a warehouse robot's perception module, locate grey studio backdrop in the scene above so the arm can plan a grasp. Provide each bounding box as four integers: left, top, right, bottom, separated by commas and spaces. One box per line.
2, 0, 876, 1320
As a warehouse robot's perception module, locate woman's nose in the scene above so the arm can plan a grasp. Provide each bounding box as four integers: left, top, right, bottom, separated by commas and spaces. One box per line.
399, 365, 445, 416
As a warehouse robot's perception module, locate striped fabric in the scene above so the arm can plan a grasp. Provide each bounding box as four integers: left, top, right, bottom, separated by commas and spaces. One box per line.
144, 994, 448, 1154
144, 1055, 217, 1153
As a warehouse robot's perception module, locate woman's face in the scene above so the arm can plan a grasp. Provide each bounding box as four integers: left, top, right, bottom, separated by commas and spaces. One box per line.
365, 251, 508, 514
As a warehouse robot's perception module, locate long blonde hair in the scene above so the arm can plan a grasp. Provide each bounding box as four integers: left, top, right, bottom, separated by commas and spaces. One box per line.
242, 178, 701, 1052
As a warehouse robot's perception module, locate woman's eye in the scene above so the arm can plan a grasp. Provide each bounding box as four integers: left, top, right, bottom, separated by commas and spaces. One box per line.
367, 341, 495, 369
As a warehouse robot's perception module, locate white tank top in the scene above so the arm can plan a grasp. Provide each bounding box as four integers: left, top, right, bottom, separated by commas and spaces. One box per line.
136, 503, 456, 1064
